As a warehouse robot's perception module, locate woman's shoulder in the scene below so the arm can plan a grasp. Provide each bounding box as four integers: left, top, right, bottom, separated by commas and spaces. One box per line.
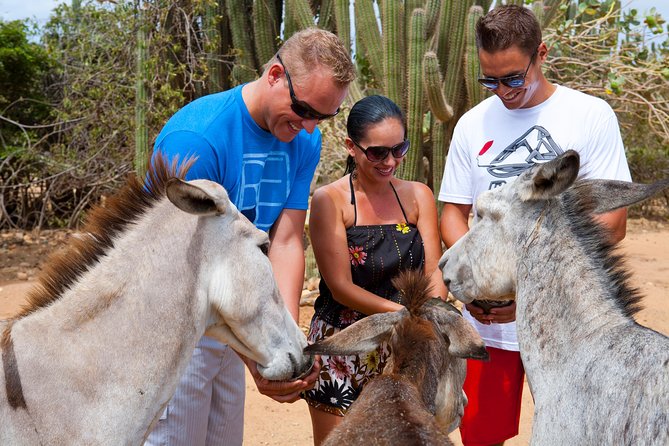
393, 178, 433, 199
312, 176, 350, 206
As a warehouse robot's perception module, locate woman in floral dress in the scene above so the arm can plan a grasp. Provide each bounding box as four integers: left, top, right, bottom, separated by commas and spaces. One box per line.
303, 95, 447, 445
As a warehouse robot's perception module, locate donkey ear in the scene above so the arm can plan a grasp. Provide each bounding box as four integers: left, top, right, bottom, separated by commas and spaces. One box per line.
422, 300, 488, 360
304, 309, 409, 356
517, 150, 580, 202
568, 178, 669, 215
166, 178, 227, 216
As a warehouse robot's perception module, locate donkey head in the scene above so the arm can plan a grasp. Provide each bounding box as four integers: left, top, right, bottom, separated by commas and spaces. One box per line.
439, 149, 669, 305
305, 270, 488, 433
165, 178, 311, 380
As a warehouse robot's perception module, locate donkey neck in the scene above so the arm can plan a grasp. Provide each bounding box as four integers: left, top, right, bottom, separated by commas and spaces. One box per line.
515, 212, 632, 361
8, 200, 209, 442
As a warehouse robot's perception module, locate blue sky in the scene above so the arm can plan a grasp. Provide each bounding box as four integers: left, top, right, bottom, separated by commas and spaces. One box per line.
1, 0, 667, 34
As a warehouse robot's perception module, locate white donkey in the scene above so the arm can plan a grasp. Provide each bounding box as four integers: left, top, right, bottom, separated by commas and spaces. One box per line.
0, 154, 312, 445
440, 150, 668, 445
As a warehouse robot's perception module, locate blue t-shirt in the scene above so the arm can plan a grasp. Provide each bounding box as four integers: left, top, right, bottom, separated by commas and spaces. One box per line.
153, 85, 321, 231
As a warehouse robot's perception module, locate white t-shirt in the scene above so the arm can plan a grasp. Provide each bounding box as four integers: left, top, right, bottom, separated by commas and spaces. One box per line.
438, 84, 631, 351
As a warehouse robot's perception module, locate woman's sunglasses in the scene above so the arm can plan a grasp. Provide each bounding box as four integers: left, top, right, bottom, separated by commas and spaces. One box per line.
276, 53, 339, 121
351, 139, 410, 163
478, 53, 536, 91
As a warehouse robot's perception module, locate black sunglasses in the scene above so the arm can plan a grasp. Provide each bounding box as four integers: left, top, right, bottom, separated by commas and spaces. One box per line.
478, 53, 536, 90
276, 53, 339, 121
351, 139, 410, 163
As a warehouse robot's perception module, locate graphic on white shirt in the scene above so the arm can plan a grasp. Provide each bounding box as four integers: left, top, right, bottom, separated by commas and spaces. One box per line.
477, 125, 564, 190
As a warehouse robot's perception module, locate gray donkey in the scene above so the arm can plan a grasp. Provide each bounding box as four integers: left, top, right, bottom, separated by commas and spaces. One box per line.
440, 150, 668, 445
305, 270, 489, 445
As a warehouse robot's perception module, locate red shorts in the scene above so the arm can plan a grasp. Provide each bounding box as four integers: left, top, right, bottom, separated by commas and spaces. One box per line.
459, 347, 525, 446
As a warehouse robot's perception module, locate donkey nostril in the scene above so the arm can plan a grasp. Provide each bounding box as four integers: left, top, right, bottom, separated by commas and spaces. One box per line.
443, 279, 451, 289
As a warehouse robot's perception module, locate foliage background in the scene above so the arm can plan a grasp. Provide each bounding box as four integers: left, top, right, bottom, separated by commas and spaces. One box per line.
0, 0, 667, 231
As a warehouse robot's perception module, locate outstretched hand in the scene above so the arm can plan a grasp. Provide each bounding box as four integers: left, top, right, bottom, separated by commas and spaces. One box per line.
240, 355, 321, 403
466, 300, 516, 325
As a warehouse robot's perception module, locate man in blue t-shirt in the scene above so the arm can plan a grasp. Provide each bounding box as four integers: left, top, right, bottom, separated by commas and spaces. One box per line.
146, 28, 355, 446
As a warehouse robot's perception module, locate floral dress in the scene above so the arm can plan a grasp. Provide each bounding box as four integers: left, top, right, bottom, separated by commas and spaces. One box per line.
302, 175, 425, 415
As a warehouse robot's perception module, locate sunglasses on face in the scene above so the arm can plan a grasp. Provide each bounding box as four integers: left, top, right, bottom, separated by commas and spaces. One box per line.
275, 53, 339, 121
351, 139, 410, 163
478, 53, 536, 91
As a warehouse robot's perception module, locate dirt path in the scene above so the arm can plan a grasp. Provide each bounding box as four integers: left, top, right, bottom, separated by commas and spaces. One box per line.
1, 219, 667, 445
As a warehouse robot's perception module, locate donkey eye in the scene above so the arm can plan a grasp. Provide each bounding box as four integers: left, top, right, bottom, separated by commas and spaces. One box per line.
259, 241, 270, 256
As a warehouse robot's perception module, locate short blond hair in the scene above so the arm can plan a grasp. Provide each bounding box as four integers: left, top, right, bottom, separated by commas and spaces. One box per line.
266, 28, 356, 87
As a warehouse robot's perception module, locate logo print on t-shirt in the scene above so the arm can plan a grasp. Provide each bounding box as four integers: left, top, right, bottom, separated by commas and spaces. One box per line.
477, 125, 563, 190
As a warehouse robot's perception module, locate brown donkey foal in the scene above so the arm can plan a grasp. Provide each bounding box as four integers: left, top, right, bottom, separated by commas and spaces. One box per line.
305, 270, 488, 445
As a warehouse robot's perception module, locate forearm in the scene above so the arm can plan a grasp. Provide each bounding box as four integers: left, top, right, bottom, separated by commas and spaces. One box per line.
269, 242, 304, 321
440, 203, 472, 248
593, 208, 627, 244
327, 280, 404, 315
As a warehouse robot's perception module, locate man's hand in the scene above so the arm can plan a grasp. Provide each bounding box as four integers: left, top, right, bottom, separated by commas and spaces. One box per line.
465, 300, 516, 325
241, 355, 321, 403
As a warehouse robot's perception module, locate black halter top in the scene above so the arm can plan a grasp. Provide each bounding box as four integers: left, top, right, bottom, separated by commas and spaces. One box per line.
313, 175, 426, 328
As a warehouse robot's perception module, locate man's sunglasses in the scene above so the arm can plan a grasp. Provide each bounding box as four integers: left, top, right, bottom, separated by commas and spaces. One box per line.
276, 53, 339, 121
478, 53, 536, 91
351, 139, 410, 163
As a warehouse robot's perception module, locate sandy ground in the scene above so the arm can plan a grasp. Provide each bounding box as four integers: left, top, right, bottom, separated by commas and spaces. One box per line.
0, 219, 667, 445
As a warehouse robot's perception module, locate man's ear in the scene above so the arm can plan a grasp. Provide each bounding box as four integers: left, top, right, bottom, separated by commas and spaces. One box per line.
537, 42, 549, 64
267, 63, 283, 86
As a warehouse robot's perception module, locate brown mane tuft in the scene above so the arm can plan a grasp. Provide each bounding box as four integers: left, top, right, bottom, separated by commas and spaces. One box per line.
391, 270, 433, 316
16, 153, 195, 319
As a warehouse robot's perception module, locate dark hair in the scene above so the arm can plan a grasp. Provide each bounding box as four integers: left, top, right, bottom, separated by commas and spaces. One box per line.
476, 5, 541, 58
344, 95, 406, 175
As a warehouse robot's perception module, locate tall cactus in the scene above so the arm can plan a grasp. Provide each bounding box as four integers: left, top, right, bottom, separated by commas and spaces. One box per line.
381, 0, 404, 109
354, 0, 383, 84
205, 1, 225, 93
464, 5, 486, 109
289, 0, 316, 30
134, 0, 149, 176
226, 0, 258, 84
398, 8, 426, 181
253, 0, 280, 65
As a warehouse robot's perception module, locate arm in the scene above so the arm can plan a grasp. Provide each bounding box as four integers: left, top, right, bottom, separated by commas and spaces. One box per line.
244, 208, 320, 403
439, 202, 471, 248
309, 187, 404, 315
268, 208, 308, 320
414, 184, 447, 299
594, 208, 627, 244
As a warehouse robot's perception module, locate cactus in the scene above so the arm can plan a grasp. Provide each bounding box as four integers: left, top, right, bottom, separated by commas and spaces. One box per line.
289, 0, 316, 30
381, 0, 404, 109
424, 51, 453, 122
226, 0, 258, 84
205, 0, 225, 93
333, 0, 351, 55
398, 8, 426, 181
464, 5, 486, 109
134, 1, 149, 176
318, 0, 336, 31
253, 0, 280, 65
354, 0, 383, 84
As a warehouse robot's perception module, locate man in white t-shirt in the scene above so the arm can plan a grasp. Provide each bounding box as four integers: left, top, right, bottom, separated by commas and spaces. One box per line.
438, 5, 631, 446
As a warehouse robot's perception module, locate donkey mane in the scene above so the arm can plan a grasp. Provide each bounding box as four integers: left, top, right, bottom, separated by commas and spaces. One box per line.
17, 153, 195, 319
392, 269, 434, 315
562, 180, 642, 318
